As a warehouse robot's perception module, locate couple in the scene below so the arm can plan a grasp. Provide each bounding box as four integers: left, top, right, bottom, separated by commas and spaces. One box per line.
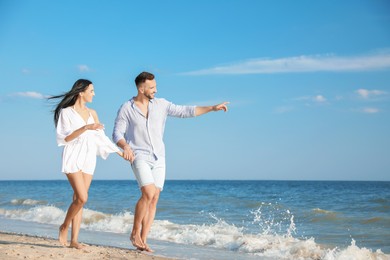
50, 71, 229, 252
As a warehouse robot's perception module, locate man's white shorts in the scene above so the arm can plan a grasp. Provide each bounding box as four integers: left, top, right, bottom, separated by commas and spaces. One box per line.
131, 158, 166, 191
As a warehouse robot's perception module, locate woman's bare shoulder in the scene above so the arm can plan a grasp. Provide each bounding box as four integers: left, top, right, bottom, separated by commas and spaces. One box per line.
88, 108, 100, 122
88, 108, 97, 115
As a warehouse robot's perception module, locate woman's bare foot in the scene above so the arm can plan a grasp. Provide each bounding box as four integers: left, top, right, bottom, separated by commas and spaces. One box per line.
58, 224, 68, 246
144, 244, 154, 253
69, 242, 86, 249
136, 243, 154, 253
130, 234, 145, 249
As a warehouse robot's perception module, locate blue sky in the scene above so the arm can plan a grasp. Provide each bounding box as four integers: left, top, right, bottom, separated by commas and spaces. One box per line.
0, 0, 389, 181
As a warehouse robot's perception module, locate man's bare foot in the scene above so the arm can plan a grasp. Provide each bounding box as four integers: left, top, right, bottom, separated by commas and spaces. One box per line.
58, 224, 68, 246
69, 242, 86, 249
130, 234, 145, 249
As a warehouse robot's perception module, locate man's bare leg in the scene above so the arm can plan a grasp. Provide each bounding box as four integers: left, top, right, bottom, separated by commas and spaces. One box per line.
140, 188, 160, 252
130, 184, 156, 249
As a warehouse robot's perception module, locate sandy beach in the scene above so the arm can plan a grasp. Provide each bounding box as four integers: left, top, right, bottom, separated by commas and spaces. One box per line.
0, 232, 173, 260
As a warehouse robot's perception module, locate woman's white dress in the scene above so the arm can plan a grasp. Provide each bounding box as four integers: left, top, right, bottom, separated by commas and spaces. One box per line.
56, 107, 119, 175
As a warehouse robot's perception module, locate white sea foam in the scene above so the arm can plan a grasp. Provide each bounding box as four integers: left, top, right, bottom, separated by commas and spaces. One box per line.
81, 209, 133, 233
0, 205, 389, 260
323, 240, 389, 260
149, 217, 326, 259
0, 206, 64, 224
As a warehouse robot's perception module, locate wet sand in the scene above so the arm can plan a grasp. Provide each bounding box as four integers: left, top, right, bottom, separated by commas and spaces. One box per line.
0, 232, 173, 260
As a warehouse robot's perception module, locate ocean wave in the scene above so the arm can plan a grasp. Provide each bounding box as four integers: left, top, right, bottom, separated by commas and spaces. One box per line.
323, 240, 388, 260
11, 199, 47, 206
150, 217, 388, 259
82, 209, 134, 233
0, 205, 388, 259
312, 208, 336, 215
0, 206, 64, 224
310, 208, 343, 223
0, 206, 133, 233
361, 217, 390, 227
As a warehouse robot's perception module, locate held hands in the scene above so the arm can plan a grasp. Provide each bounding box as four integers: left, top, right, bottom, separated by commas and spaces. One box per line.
213, 102, 229, 112
123, 145, 135, 163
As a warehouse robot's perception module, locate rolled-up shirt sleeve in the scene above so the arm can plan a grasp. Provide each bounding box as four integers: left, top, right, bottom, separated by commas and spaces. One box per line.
112, 104, 128, 144
56, 110, 73, 146
166, 99, 196, 118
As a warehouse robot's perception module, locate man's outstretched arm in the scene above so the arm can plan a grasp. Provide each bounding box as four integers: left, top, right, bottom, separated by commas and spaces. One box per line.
195, 102, 229, 116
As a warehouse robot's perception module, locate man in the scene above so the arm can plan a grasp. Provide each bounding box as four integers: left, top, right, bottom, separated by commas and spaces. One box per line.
112, 71, 228, 252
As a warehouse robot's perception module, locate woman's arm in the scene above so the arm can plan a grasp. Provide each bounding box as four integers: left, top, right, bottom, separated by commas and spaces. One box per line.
64, 108, 104, 142
64, 123, 104, 142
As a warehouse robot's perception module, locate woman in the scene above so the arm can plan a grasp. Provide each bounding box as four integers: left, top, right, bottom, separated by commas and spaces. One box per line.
50, 79, 121, 249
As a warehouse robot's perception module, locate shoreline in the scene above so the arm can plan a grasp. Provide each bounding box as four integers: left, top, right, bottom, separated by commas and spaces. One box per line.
0, 231, 173, 260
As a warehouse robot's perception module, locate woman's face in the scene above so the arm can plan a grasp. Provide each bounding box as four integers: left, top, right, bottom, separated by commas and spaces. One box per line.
80, 84, 95, 103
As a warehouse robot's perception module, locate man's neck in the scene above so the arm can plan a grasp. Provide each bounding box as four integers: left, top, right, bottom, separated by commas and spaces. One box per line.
134, 94, 150, 105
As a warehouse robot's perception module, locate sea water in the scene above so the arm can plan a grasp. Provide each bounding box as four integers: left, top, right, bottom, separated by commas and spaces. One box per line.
0, 180, 389, 259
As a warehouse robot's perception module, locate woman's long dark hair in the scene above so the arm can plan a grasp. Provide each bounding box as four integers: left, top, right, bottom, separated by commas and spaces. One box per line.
49, 79, 92, 127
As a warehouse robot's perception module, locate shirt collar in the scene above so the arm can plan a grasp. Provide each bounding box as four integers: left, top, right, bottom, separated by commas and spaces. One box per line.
129, 97, 154, 108
130, 96, 154, 104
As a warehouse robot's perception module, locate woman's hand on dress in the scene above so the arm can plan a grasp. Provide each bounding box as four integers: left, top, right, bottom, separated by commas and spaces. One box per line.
85, 123, 104, 131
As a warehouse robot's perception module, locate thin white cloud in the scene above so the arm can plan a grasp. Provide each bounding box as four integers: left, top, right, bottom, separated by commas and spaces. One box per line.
356, 89, 387, 99
362, 107, 380, 114
11, 91, 47, 99
295, 95, 327, 103
77, 64, 91, 72
280, 94, 327, 112
183, 52, 390, 75
314, 95, 327, 103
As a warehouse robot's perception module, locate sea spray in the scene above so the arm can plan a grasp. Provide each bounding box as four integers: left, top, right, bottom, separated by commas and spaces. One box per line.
251, 202, 296, 236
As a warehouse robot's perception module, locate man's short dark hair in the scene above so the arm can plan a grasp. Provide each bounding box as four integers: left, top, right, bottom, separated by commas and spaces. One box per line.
135, 72, 155, 87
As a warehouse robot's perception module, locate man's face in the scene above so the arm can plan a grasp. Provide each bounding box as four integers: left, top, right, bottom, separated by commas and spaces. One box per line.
141, 79, 157, 100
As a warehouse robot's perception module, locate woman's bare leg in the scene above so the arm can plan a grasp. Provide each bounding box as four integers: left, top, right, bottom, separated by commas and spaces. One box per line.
70, 173, 93, 249
58, 171, 89, 246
